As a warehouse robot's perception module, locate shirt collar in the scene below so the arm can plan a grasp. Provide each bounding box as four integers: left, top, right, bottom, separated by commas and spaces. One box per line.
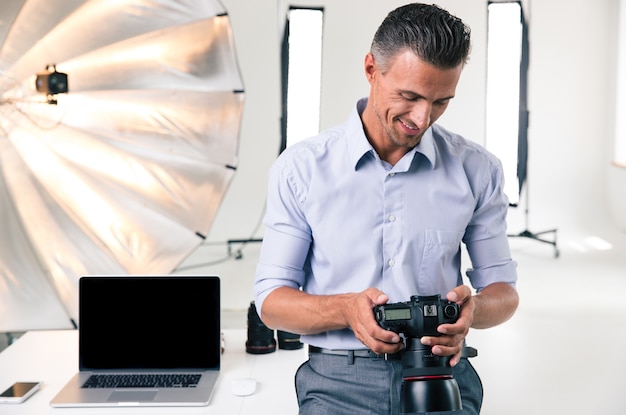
346, 98, 437, 171
414, 127, 437, 169
346, 98, 375, 170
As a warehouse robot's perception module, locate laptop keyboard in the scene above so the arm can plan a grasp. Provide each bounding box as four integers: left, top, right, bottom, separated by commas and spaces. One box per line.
82, 374, 202, 389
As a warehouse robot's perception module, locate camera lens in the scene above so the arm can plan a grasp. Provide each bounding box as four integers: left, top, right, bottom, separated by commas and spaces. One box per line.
277, 330, 303, 350
245, 301, 276, 354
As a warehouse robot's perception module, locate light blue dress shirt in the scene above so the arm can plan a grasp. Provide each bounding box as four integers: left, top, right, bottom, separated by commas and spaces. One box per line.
255, 98, 517, 350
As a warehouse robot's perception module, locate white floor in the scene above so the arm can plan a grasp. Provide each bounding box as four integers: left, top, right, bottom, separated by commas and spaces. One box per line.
470, 228, 626, 415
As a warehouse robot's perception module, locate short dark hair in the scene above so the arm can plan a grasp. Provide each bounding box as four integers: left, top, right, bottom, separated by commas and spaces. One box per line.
371, 3, 471, 71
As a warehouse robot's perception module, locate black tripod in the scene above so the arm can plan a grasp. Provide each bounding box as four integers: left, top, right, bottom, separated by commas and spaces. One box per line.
507, 182, 559, 257
504, 9, 558, 258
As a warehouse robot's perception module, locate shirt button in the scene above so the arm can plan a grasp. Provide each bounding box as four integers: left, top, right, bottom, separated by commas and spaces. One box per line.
389, 172, 395, 177
389, 215, 396, 222
388, 259, 395, 267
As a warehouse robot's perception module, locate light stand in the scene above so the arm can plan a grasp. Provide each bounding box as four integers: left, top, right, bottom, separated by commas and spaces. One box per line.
507, 181, 559, 258
486, 1, 559, 258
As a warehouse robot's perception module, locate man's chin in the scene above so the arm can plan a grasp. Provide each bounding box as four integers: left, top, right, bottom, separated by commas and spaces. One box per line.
397, 132, 423, 148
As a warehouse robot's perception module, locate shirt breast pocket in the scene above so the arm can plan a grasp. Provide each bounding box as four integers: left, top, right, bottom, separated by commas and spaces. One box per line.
418, 229, 464, 295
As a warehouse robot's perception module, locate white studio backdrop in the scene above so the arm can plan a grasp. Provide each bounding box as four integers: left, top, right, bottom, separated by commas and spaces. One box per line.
0, 0, 244, 332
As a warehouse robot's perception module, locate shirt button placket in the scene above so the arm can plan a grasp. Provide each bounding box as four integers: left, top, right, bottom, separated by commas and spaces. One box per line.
383, 171, 401, 275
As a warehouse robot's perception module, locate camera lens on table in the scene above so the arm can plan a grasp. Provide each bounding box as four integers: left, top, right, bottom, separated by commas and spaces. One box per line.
245, 301, 276, 354
277, 330, 303, 350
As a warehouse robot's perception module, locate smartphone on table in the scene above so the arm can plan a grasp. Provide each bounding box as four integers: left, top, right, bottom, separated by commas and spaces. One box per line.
0, 382, 42, 404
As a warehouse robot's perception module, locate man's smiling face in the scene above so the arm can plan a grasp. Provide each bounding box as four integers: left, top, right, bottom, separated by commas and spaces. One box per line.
363, 50, 463, 162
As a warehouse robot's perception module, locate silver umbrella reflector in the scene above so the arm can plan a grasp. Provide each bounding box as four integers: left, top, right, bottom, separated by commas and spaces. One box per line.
0, 0, 244, 331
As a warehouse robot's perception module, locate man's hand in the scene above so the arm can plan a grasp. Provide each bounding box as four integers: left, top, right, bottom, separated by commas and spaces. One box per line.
420, 282, 519, 366
419, 285, 473, 366
347, 288, 404, 355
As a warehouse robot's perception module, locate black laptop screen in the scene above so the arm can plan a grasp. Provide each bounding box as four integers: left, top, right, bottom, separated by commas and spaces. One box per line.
78, 276, 220, 371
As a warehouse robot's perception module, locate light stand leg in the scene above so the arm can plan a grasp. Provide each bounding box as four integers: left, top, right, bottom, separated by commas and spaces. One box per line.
507, 184, 559, 258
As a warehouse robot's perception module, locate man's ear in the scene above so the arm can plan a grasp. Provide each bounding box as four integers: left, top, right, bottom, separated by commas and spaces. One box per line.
364, 53, 378, 84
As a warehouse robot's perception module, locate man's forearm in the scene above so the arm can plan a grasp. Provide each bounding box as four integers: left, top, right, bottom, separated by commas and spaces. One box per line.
470, 282, 519, 329
260, 286, 356, 335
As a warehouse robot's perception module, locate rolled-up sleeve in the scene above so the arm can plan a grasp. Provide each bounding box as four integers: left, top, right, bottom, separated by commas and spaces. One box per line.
254, 152, 313, 315
463, 154, 517, 291
465, 234, 517, 291
254, 228, 311, 314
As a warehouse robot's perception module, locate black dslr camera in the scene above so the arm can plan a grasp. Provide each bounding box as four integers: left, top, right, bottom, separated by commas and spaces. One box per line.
374, 295, 463, 414
374, 294, 460, 337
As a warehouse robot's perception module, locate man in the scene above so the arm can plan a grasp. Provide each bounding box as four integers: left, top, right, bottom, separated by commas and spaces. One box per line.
254, 3, 519, 414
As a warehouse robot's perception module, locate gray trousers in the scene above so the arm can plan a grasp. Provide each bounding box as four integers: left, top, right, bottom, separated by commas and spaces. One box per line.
295, 352, 483, 415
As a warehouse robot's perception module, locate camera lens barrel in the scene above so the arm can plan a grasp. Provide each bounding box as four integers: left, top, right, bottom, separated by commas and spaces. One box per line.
277, 330, 303, 350
245, 301, 276, 354
399, 338, 462, 413
400, 377, 462, 414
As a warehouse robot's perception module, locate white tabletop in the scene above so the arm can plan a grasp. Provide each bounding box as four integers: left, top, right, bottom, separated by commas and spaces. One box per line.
0, 329, 307, 414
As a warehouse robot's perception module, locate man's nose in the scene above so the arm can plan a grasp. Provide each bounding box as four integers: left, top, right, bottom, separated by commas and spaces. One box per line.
409, 102, 431, 130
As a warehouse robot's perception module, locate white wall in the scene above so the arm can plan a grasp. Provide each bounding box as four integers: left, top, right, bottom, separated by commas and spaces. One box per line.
518, 0, 618, 234
205, 0, 488, 245
609, 0, 626, 230
179, 0, 625, 308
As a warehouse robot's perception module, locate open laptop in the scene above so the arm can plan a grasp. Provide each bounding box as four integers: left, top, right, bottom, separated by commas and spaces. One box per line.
50, 275, 221, 407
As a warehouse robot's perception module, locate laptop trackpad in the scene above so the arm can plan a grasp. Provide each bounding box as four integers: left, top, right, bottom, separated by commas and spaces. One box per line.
108, 391, 158, 402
